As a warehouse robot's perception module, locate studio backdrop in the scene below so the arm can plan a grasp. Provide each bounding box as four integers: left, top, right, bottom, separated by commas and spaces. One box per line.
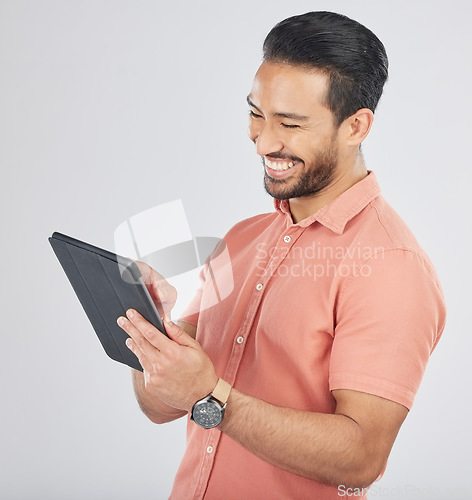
1, 1, 470, 499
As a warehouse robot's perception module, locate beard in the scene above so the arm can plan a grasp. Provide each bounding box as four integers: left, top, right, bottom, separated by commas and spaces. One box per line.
263, 137, 338, 201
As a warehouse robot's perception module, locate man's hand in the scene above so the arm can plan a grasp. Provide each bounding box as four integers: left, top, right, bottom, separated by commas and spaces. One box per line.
134, 261, 177, 317
117, 309, 218, 413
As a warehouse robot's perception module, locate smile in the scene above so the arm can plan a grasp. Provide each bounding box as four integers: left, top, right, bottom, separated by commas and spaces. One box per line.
264, 158, 296, 171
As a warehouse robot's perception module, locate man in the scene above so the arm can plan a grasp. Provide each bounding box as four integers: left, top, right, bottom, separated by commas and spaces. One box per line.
117, 11, 446, 499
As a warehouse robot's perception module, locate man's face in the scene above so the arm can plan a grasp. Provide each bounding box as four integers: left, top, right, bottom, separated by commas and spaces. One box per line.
248, 62, 341, 200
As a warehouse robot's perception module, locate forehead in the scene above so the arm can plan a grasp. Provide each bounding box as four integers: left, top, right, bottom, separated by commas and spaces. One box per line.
249, 61, 331, 115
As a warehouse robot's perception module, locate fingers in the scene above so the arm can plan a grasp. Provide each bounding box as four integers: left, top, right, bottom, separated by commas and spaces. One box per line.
118, 310, 195, 362
135, 261, 166, 290
163, 316, 195, 347
118, 309, 216, 412
125, 337, 153, 373
117, 310, 166, 371
119, 309, 170, 350
152, 275, 177, 313
133, 260, 153, 284
134, 261, 177, 314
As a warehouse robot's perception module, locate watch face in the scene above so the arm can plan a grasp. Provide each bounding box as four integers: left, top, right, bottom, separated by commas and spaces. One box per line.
192, 399, 223, 428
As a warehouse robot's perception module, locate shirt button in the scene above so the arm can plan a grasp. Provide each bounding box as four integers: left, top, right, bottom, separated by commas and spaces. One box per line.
236, 336, 244, 344
284, 235, 291, 243
207, 446, 214, 454
256, 283, 263, 291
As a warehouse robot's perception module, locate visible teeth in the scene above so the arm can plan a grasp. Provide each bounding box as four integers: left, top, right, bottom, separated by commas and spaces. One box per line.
265, 159, 295, 171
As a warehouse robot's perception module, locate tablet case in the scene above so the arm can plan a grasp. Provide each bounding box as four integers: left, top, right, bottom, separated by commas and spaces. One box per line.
49, 232, 167, 371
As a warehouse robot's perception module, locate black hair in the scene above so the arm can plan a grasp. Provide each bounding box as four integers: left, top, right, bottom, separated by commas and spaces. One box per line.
263, 11, 388, 126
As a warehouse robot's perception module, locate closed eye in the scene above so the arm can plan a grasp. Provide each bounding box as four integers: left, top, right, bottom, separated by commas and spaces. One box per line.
249, 110, 263, 119
281, 123, 300, 129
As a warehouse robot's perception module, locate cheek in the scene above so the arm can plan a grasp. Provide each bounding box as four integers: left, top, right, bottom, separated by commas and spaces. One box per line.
248, 120, 259, 142
284, 136, 311, 162
291, 133, 332, 162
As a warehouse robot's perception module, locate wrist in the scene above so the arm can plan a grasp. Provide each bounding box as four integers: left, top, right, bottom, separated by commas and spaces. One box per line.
211, 378, 232, 406
190, 378, 232, 429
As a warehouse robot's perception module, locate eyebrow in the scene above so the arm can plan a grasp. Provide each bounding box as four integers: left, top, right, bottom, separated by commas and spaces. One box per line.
246, 96, 310, 121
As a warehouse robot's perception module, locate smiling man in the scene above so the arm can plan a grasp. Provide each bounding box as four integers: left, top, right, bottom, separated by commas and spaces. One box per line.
118, 11, 446, 499
247, 61, 370, 222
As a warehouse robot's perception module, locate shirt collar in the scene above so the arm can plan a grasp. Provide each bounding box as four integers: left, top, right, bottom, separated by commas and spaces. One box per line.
274, 171, 381, 234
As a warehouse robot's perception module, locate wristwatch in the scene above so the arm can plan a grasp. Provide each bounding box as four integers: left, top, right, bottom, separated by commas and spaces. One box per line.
191, 379, 232, 429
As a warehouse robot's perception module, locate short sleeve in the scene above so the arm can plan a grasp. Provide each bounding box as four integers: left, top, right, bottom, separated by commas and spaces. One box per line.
329, 249, 446, 410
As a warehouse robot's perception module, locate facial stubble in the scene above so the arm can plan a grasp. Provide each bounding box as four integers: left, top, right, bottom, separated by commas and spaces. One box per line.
263, 137, 339, 201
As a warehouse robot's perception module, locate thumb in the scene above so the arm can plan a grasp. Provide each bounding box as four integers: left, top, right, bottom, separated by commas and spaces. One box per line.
152, 273, 177, 310
164, 316, 194, 347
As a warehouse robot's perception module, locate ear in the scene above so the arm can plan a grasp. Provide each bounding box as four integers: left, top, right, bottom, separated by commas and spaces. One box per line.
344, 108, 374, 146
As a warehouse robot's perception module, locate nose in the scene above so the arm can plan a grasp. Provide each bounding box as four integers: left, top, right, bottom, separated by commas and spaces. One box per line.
248, 120, 284, 157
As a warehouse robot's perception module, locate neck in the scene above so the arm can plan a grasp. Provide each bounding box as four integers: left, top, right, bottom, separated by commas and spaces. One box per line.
288, 155, 368, 224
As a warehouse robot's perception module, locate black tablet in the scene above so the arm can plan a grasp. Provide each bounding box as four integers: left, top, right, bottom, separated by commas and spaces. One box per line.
49, 231, 167, 371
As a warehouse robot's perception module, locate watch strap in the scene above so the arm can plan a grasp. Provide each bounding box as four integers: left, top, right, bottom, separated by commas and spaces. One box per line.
211, 378, 232, 406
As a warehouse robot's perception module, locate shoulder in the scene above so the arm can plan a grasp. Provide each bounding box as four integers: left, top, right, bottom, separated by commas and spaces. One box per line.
368, 196, 421, 249
224, 211, 282, 240
337, 194, 445, 302
353, 195, 434, 269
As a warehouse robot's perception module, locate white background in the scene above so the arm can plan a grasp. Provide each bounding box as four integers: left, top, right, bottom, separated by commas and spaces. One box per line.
1, 1, 470, 499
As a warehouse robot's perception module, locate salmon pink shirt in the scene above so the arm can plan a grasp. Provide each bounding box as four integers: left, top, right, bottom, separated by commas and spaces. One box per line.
170, 171, 446, 500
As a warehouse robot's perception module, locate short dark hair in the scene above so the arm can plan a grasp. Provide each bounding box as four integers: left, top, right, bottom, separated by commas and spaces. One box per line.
263, 11, 388, 126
